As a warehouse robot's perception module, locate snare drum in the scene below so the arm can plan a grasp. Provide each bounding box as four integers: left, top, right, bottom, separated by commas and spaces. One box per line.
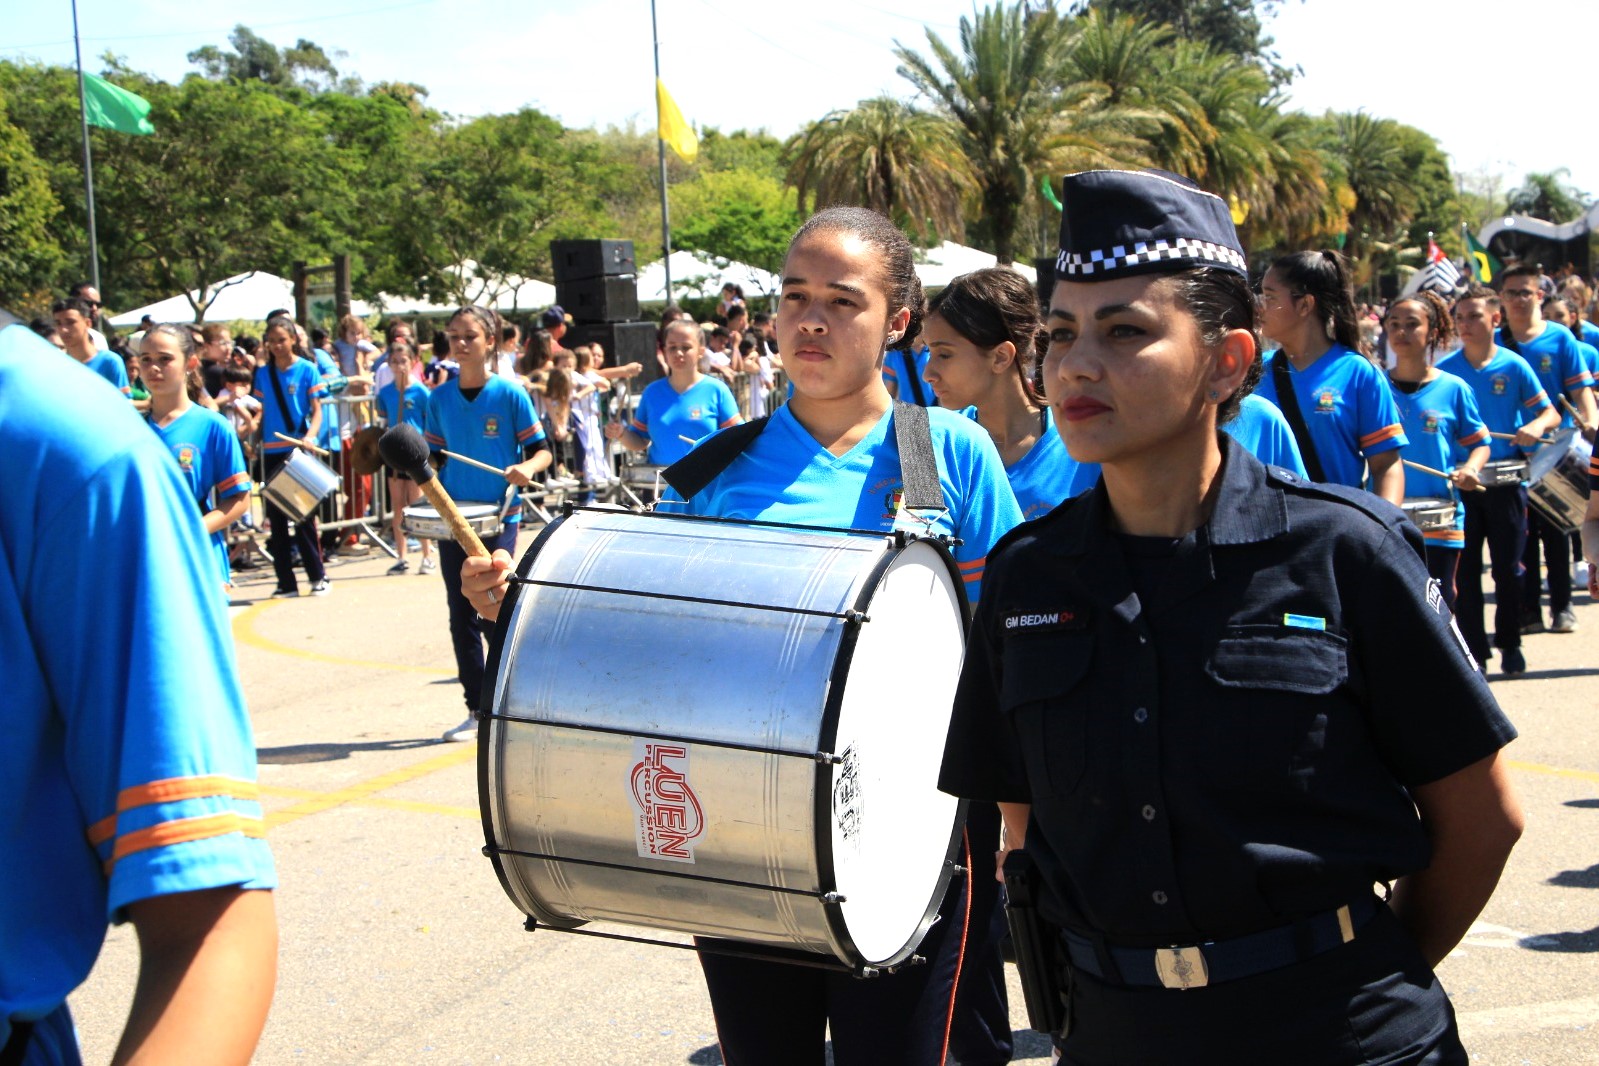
1477, 458, 1528, 487
402, 501, 503, 542
263, 449, 340, 523
1525, 429, 1592, 534
482, 508, 967, 971
1401, 497, 1456, 533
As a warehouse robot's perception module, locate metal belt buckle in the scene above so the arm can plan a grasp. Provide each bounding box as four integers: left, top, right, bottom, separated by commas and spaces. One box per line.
1155, 944, 1210, 989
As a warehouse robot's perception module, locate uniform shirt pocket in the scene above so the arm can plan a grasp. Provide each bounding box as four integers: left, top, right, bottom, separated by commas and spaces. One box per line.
1204, 625, 1349, 791
1000, 634, 1094, 796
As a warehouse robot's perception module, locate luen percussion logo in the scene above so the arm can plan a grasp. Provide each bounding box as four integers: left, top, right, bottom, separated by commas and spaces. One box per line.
629, 741, 705, 863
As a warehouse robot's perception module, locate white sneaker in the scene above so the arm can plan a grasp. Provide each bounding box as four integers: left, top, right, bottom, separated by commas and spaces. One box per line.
443, 716, 478, 742
419, 556, 437, 574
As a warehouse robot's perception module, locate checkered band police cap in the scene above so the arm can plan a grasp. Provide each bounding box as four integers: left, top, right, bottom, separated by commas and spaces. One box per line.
1055, 170, 1247, 281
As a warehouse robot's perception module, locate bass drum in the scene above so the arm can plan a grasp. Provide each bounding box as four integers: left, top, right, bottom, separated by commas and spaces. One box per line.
480, 508, 968, 971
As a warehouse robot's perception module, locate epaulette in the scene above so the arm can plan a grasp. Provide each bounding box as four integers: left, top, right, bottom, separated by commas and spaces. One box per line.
988, 489, 1091, 560
1262, 465, 1413, 536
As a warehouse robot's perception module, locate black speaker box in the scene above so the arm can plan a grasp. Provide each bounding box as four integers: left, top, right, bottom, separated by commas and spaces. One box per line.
551, 239, 637, 282
569, 320, 662, 384
556, 275, 640, 324
1033, 256, 1057, 311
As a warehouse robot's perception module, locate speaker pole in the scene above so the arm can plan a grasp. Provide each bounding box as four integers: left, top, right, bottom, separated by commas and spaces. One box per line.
651, 0, 673, 308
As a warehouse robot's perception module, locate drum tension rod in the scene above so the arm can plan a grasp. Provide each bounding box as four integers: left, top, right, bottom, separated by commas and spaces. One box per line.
504, 575, 871, 624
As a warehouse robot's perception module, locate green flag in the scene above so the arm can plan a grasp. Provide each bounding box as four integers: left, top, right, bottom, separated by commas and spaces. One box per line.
1465, 231, 1502, 285
82, 72, 154, 136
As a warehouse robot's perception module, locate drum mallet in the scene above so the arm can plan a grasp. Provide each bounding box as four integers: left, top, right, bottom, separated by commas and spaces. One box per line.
1487, 431, 1555, 445
1402, 458, 1486, 492
437, 448, 511, 478
378, 425, 487, 558
272, 431, 334, 459
1557, 394, 1594, 432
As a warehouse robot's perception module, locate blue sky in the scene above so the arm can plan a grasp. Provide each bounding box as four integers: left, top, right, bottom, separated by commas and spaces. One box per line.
7, 0, 1594, 222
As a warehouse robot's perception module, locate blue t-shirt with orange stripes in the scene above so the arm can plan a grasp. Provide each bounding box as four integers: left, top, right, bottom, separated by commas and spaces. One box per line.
1387, 373, 1488, 549
254, 357, 327, 453
150, 404, 251, 586
425, 375, 546, 521
1254, 344, 1407, 489
84, 349, 131, 395
660, 403, 1021, 603
2, 324, 275, 1049
630, 375, 742, 466
1434, 347, 1550, 462
1496, 322, 1594, 428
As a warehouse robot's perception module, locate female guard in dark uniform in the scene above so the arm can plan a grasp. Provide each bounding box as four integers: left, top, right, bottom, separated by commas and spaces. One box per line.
939, 170, 1525, 1064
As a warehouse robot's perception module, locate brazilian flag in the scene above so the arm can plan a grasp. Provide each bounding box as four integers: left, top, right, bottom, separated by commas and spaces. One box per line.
1466, 232, 1502, 284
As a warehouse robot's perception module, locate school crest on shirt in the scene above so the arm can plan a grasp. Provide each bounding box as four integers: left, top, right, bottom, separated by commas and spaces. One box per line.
175, 444, 196, 471
1422, 410, 1442, 434
1491, 374, 1509, 396
1539, 354, 1553, 373
287, 383, 299, 396
1314, 386, 1341, 414
689, 406, 704, 420
483, 415, 501, 439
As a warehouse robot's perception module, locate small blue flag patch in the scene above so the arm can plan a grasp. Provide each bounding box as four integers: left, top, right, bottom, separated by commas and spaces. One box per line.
1283, 613, 1326, 631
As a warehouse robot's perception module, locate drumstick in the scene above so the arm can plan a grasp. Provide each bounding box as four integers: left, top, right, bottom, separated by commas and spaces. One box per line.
438, 448, 510, 478
378, 426, 488, 558
1557, 394, 1593, 430
1402, 458, 1486, 492
1487, 430, 1557, 444
272, 431, 333, 458
678, 434, 698, 445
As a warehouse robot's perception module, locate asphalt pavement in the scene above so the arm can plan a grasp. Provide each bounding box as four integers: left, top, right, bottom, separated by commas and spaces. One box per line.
67, 537, 1598, 1064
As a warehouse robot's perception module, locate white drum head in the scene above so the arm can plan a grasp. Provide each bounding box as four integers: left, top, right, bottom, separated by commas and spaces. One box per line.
826, 539, 965, 965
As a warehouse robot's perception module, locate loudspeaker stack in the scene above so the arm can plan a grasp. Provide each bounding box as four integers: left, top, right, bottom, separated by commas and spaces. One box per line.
551, 239, 660, 384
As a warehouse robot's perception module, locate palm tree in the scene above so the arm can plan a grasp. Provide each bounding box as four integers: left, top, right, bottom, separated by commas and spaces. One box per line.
784, 97, 974, 242
1318, 110, 1417, 263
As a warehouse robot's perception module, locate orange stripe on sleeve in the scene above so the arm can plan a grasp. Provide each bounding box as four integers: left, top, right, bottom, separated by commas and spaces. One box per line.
1359, 424, 1404, 449
87, 776, 261, 846
1525, 391, 1549, 409
957, 557, 985, 572
1457, 428, 1489, 447
105, 812, 267, 874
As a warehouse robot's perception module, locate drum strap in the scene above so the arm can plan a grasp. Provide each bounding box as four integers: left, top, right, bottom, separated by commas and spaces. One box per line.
267, 361, 307, 438
662, 402, 947, 512
900, 349, 930, 407
1271, 353, 1327, 483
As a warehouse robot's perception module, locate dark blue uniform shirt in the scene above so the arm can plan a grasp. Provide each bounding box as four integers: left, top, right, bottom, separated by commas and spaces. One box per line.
940, 435, 1516, 947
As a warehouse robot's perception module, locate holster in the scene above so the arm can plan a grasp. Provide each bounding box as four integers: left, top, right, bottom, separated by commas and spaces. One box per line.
1003, 848, 1071, 1038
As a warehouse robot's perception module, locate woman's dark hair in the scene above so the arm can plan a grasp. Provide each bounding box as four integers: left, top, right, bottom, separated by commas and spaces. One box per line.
264, 315, 306, 357
789, 206, 925, 353
658, 317, 703, 350
449, 305, 502, 346
1168, 268, 1261, 426
432, 332, 451, 359
926, 267, 1046, 406
1270, 249, 1361, 351
519, 328, 555, 376
144, 322, 198, 358
1387, 290, 1456, 353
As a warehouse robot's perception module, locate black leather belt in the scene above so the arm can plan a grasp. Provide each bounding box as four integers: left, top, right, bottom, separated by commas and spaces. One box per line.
1061, 895, 1381, 990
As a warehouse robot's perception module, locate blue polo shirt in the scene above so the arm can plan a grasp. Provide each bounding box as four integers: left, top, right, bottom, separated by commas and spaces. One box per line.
1, 324, 275, 1053
1497, 322, 1593, 427
882, 347, 934, 406
1254, 344, 1407, 488
149, 405, 251, 585
661, 403, 1022, 602
378, 379, 430, 436
424, 375, 545, 518
1388, 374, 1488, 548
254, 358, 327, 453
1004, 407, 1085, 520
629, 375, 741, 466
83, 349, 130, 395
1435, 348, 1551, 463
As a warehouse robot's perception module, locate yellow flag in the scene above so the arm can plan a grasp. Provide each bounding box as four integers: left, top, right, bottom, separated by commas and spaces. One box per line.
656, 79, 698, 163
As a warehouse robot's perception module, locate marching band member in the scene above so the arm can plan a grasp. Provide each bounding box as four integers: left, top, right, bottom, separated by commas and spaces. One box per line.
376, 340, 435, 576
1437, 286, 1560, 675
425, 306, 549, 742
604, 320, 742, 467
940, 169, 1522, 1065
139, 324, 254, 594
1254, 250, 1408, 504
254, 315, 329, 598
1382, 292, 1490, 611
468, 207, 1023, 1066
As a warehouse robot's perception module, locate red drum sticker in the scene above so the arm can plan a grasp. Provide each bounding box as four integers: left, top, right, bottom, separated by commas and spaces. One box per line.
629, 741, 705, 863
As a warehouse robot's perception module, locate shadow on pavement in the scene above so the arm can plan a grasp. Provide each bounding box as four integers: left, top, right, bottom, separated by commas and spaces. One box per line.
1488, 667, 1599, 682
1519, 926, 1599, 952
1546, 863, 1599, 889
1565, 798, 1599, 809
257, 738, 440, 764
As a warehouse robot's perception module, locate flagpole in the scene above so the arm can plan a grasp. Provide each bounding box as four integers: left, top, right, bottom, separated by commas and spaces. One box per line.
650, 0, 673, 308
70, 0, 101, 293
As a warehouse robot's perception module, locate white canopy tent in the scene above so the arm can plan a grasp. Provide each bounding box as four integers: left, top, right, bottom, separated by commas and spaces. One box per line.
107, 271, 376, 326
914, 241, 1037, 289
636, 250, 779, 305
371, 260, 556, 317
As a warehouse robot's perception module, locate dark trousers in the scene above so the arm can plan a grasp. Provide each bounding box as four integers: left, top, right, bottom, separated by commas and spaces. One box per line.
1457, 484, 1527, 660
1421, 546, 1461, 614
696, 807, 1011, 1066
263, 451, 326, 592
1057, 905, 1465, 1065
438, 525, 518, 711
1521, 508, 1572, 617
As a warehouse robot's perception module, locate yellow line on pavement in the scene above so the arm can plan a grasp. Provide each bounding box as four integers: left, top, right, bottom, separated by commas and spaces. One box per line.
257, 781, 479, 820
232, 600, 452, 675
1507, 759, 1599, 785
264, 745, 478, 829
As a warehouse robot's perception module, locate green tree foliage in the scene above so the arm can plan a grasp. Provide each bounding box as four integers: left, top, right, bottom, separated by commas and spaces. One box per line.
0, 93, 66, 308
1082, 0, 1295, 80
785, 96, 974, 242
188, 25, 345, 93
670, 169, 802, 276
1506, 170, 1591, 222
